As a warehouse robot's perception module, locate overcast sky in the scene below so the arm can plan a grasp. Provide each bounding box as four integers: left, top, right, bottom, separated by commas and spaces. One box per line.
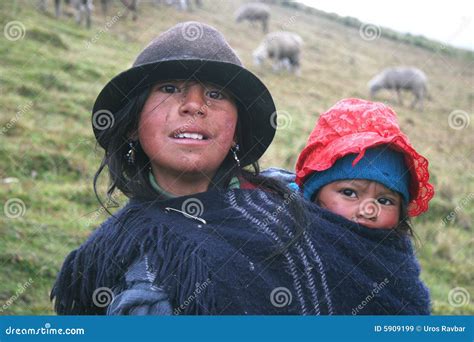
298, 0, 474, 50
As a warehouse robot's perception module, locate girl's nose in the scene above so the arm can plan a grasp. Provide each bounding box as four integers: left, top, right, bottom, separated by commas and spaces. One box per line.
179, 85, 208, 117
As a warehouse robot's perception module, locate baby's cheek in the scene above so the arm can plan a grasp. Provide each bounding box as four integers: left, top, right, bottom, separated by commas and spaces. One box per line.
383, 210, 401, 229
389, 215, 400, 227
325, 201, 354, 220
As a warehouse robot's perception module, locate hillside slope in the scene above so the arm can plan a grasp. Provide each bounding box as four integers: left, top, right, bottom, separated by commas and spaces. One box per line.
0, 0, 472, 314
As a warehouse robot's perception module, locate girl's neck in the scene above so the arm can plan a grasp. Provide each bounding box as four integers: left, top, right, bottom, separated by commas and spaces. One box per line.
150, 167, 212, 197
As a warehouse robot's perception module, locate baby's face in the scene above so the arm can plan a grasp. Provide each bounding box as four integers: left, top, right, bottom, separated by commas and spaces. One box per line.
315, 180, 402, 229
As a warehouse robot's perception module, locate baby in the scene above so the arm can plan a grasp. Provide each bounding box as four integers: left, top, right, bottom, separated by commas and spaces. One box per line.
294, 98, 434, 232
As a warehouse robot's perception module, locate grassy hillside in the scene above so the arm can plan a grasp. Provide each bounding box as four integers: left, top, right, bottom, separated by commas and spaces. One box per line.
0, 0, 472, 315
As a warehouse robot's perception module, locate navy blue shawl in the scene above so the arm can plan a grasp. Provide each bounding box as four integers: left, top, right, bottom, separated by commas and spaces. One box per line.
51, 188, 430, 315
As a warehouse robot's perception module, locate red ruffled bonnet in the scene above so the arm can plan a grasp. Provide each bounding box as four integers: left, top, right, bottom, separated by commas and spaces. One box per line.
295, 98, 434, 217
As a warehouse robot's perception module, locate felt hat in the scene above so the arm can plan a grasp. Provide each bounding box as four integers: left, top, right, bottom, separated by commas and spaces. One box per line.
92, 21, 276, 166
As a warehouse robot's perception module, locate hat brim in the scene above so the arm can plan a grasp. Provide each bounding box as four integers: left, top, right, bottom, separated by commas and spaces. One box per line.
92, 59, 276, 166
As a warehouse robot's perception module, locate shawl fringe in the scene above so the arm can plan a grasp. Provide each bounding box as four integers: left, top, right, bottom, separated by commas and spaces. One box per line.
51, 206, 216, 315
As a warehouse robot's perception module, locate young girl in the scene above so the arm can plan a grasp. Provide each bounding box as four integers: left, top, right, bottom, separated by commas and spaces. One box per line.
294, 98, 435, 232
51, 21, 318, 315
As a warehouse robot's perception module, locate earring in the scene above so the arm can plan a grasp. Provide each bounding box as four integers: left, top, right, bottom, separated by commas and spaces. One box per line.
126, 141, 136, 165
231, 143, 240, 167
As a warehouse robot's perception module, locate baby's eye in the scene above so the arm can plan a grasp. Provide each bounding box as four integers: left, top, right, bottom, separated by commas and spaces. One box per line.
159, 84, 181, 93
340, 188, 357, 198
377, 197, 394, 205
206, 89, 225, 100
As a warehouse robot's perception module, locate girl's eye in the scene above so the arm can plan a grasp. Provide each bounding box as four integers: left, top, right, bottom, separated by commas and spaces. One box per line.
378, 197, 394, 205
340, 188, 357, 198
206, 90, 225, 100
159, 84, 180, 93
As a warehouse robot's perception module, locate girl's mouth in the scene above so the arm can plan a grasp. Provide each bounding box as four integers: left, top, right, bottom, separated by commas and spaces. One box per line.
169, 128, 212, 145
173, 132, 207, 140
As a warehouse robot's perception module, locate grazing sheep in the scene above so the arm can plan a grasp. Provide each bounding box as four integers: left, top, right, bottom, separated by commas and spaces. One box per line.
37, 0, 60, 16
38, 0, 93, 28
253, 31, 303, 75
368, 67, 429, 111
235, 3, 270, 33
100, 0, 109, 17
120, 0, 138, 20
73, 0, 93, 28
153, 0, 201, 11
96, 0, 138, 20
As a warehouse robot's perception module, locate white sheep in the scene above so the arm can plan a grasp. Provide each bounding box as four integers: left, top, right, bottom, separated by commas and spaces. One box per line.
368, 67, 429, 111
253, 31, 303, 75
235, 3, 270, 33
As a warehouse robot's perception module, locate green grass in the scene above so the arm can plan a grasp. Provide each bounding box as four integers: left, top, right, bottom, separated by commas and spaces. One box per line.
1, 0, 473, 315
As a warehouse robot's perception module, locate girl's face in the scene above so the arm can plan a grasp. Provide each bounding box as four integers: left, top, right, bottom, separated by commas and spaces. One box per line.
138, 80, 238, 181
315, 180, 402, 229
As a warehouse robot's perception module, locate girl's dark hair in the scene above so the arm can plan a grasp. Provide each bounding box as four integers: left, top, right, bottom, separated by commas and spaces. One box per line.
93, 84, 308, 259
